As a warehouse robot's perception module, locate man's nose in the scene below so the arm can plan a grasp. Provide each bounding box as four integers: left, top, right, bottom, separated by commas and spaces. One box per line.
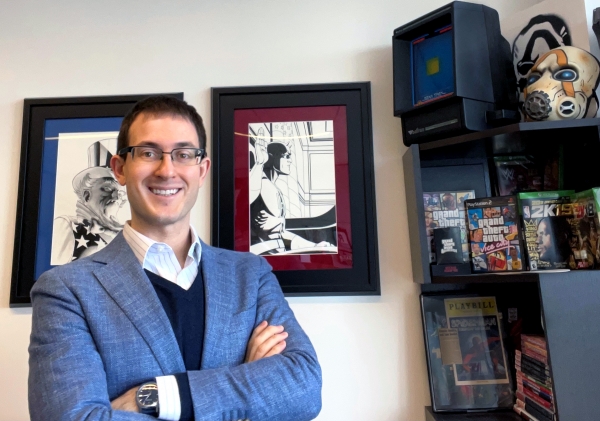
154, 154, 176, 177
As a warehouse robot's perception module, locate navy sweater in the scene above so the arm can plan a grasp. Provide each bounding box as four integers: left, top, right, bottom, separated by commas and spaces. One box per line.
145, 268, 205, 421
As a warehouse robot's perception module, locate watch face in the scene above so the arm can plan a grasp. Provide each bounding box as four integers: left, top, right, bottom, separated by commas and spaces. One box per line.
137, 383, 158, 407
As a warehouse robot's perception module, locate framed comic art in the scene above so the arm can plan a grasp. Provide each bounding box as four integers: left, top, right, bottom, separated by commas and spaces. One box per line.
212, 83, 379, 296
10, 93, 183, 306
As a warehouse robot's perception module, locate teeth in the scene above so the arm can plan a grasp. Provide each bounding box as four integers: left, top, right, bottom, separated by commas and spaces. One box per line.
151, 188, 179, 196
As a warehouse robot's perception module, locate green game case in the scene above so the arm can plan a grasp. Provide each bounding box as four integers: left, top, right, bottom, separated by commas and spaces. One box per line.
571, 188, 600, 269
518, 191, 575, 271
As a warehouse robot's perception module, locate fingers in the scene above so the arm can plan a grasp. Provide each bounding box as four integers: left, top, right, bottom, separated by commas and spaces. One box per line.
248, 320, 268, 342
245, 322, 288, 363
264, 339, 287, 358
254, 331, 288, 360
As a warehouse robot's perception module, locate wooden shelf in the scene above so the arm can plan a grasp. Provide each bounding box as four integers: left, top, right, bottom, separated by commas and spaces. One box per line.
418, 118, 600, 151
425, 407, 522, 421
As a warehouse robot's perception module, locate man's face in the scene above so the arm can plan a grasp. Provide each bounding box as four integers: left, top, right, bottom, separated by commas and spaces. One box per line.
536, 220, 552, 260
275, 150, 292, 175
442, 194, 456, 210
510, 248, 518, 259
425, 212, 433, 226
111, 114, 210, 235
86, 176, 126, 224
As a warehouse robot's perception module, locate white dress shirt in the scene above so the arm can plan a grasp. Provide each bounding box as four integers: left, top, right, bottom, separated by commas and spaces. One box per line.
122, 222, 202, 290
122, 222, 203, 421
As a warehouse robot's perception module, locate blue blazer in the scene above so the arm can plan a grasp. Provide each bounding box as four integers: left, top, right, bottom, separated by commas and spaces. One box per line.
28, 233, 322, 421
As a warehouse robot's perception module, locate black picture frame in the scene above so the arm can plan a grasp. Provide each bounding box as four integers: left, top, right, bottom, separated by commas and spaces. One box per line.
420, 293, 515, 413
10, 93, 183, 307
212, 82, 380, 296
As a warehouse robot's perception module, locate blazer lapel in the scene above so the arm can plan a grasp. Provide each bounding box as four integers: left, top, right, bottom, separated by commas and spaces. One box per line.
92, 234, 185, 375
201, 243, 236, 368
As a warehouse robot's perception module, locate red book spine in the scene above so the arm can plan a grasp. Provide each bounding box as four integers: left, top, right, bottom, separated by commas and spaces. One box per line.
522, 341, 548, 356
522, 344, 549, 364
522, 334, 547, 348
518, 388, 555, 411
517, 372, 553, 395
517, 380, 553, 403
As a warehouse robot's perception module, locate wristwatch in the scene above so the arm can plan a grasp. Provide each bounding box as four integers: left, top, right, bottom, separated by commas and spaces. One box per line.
136, 381, 159, 417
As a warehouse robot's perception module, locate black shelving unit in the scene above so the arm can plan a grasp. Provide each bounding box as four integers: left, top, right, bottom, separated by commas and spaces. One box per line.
404, 119, 600, 421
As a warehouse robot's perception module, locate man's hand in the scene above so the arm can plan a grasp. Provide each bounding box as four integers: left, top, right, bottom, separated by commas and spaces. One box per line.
245, 321, 288, 363
254, 133, 269, 166
111, 385, 139, 413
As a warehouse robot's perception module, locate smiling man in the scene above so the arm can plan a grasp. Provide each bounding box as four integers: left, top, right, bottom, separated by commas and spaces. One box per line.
29, 96, 322, 421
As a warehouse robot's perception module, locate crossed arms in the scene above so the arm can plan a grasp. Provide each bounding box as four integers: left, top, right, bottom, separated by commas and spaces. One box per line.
28, 257, 322, 421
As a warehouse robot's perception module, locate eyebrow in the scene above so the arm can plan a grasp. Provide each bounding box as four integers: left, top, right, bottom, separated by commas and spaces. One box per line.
136, 141, 199, 148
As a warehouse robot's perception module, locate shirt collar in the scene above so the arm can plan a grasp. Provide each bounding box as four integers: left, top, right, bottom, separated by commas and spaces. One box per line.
122, 222, 202, 266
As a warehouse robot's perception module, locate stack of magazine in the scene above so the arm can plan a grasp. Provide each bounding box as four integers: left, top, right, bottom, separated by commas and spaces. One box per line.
513, 335, 555, 421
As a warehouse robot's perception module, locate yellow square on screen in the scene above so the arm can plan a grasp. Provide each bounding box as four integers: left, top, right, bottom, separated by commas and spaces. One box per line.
426, 57, 440, 76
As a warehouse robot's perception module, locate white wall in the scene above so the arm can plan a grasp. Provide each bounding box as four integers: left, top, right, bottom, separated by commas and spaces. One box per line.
0, 1, 541, 420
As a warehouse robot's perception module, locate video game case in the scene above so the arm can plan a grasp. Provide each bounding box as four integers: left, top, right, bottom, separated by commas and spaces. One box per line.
517, 361, 552, 383
517, 353, 549, 374
517, 372, 553, 392
517, 373, 553, 396
571, 188, 600, 269
525, 399, 555, 421
517, 379, 553, 403
423, 191, 474, 263
494, 152, 563, 197
519, 191, 575, 270
464, 196, 523, 272
520, 357, 550, 376
521, 352, 550, 371
517, 388, 555, 411
522, 353, 548, 369
518, 381, 553, 404
525, 397, 556, 420
519, 365, 552, 386
519, 355, 550, 373
523, 342, 548, 358
514, 403, 542, 421
522, 334, 548, 349
523, 343, 548, 362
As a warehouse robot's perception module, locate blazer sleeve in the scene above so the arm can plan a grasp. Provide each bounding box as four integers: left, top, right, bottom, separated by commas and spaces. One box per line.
28, 269, 157, 421
186, 256, 322, 421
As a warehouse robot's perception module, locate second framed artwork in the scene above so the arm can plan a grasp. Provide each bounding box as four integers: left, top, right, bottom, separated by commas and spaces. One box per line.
212, 83, 379, 295
10, 93, 183, 306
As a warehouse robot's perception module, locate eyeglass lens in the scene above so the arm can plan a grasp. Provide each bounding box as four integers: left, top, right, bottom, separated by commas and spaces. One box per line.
131, 146, 202, 165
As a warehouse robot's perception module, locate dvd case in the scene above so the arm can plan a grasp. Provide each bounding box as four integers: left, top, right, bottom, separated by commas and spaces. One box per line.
423, 191, 474, 263
571, 188, 600, 269
464, 196, 523, 272
494, 151, 562, 196
519, 191, 575, 270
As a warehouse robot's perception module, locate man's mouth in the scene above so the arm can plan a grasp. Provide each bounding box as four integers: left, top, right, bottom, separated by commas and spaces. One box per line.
150, 188, 180, 197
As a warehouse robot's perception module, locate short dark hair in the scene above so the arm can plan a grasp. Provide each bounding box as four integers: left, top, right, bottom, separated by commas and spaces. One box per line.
265, 142, 290, 168
117, 96, 207, 154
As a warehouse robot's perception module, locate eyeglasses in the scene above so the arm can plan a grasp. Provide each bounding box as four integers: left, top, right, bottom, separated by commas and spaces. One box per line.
118, 146, 206, 166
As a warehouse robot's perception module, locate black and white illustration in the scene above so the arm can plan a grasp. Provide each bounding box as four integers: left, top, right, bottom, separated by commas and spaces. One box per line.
51, 133, 130, 265
501, 0, 590, 113
248, 121, 338, 256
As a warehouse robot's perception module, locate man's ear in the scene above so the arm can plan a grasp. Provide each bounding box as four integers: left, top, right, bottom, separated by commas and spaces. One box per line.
83, 190, 91, 202
197, 157, 211, 189
110, 155, 127, 186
